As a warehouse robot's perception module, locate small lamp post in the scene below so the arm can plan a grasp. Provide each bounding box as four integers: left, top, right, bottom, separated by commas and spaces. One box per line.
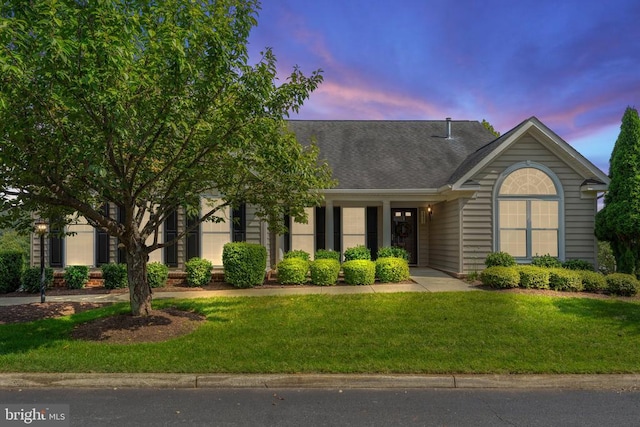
34, 218, 48, 303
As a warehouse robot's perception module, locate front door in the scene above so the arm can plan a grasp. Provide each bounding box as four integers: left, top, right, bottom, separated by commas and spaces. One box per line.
391, 208, 418, 264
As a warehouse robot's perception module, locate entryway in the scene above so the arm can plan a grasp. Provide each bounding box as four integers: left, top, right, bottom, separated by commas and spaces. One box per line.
391, 208, 418, 264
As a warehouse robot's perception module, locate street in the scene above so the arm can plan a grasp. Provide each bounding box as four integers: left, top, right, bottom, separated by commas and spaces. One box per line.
1, 387, 639, 426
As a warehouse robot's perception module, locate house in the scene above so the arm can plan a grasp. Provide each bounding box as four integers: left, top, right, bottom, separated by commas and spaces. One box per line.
32, 117, 609, 276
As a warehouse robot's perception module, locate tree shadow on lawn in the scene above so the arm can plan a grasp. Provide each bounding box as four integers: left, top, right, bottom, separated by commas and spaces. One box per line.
552, 297, 640, 334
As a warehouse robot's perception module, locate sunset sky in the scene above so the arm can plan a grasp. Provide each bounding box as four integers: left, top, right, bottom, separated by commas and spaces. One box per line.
247, 0, 640, 173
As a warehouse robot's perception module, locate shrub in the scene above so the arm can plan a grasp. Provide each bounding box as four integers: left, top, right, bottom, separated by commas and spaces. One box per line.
277, 258, 309, 285
147, 262, 169, 288
342, 260, 376, 285
532, 254, 562, 268
480, 266, 519, 289
484, 252, 516, 268
101, 263, 128, 289
516, 265, 550, 289
283, 250, 311, 261
562, 259, 594, 271
21, 267, 54, 293
343, 245, 371, 261
377, 246, 409, 261
548, 268, 583, 292
310, 259, 340, 286
605, 273, 639, 296
375, 257, 410, 283
315, 249, 341, 262
185, 257, 213, 287
597, 240, 616, 275
223, 242, 267, 288
0, 251, 25, 293
64, 265, 90, 289
581, 271, 607, 293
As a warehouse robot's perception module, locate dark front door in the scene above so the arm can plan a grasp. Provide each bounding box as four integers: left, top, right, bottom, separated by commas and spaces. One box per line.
391, 208, 417, 264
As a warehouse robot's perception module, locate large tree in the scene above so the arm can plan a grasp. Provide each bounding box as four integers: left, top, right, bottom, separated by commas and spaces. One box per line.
595, 107, 640, 274
0, 0, 334, 315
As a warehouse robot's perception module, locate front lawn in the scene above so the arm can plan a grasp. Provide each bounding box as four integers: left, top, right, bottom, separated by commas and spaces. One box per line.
1, 292, 639, 374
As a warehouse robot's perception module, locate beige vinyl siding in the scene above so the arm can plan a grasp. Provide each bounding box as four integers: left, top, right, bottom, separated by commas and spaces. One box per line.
417, 207, 429, 267
428, 200, 460, 273
245, 205, 262, 244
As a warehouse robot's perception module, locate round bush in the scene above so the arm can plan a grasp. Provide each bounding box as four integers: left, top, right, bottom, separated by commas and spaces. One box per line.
562, 259, 594, 271
377, 246, 409, 261
277, 258, 309, 285
310, 259, 340, 286
343, 245, 371, 261
480, 266, 519, 288
21, 267, 54, 293
283, 250, 310, 261
342, 260, 376, 285
532, 254, 562, 268
64, 265, 90, 289
516, 265, 550, 289
101, 263, 128, 289
605, 273, 639, 296
548, 268, 583, 292
185, 257, 213, 287
315, 249, 341, 262
147, 262, 169, 288
223, 242, 267, 288
581, 271, 607, 293
484, 252, 516, 268
375, 257, 410, 283
0, 251, 25, 293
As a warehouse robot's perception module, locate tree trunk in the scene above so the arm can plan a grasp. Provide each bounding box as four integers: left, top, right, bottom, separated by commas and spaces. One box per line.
127, 243, 152, 316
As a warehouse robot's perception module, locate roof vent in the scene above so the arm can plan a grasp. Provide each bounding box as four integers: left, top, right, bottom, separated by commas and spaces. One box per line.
446, 117, 452, 139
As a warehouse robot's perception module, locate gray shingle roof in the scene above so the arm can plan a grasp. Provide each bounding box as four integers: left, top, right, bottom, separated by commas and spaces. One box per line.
288, 120, 497, 190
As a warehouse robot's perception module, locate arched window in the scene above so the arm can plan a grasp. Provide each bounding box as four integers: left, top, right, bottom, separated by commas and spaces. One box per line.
494, 163, 564, 260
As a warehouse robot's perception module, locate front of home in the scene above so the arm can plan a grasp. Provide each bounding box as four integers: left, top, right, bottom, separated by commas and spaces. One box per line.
32, 117, 609, 276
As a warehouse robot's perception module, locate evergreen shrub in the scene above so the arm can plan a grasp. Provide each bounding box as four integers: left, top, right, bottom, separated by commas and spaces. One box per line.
581, 271, 607, 293
21, 267, 54, 293
343, 245, 371, 261
185, 257, 213, 287
101, 263, 128, 289
315, 249, 341, 262
484, 252, 516, 267
605, 273, 639, 296
377, 246, 409, 261
516, 265, 550, 289
532, 254, 562, 268
310, 259, 340, 286
562, 259, 594, 271
342, 260, 376, 285
548, 268, 583, 292
64, 265, 89, 289
283, 250, 310, 261
480, 266, 519, 288
0, 251, 25, 293
375, 257, 410, 283
147, 262, 169, 288
222, 242, 267, 288
277, 258, 309, 285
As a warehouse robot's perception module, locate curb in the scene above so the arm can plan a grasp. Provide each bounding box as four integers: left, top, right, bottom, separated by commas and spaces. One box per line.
1, 373, 638, 390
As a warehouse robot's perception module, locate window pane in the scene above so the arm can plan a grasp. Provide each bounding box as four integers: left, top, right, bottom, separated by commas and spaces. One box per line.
500, 230, 526, 257
499, 201, 526, 228
499, 168, 557, 195
531, 201, 558, 228
532, 230, 558, 257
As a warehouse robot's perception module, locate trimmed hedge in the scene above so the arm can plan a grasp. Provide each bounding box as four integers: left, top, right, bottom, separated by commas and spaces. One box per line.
223, 242, 267, 288
283, 250, 310, 261
581, 271, 607, 293
377, 246, 409, 261
315, 249, 341, 262
277, 258, 309, 285
480, 266, 519, 288
342, 260, 376, 285
64, 265, 89, 289
101, 263, 128, 289
21, 267, 54, 293
548, 268, 583, 292
375, 257, 410, 283
310, 259, 340, 286
343, 245, 371, 261
531, 254, 562, 268
605, 273, 639, 296
185, 257, 213, 287
147, 262, 169, 288
0, 251, 25, 293
562, 259, 594, 271
484, 252, 516, 268
516, 265, 550, 289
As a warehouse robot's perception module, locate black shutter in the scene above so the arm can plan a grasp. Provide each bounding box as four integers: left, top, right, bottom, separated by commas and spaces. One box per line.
164, 211, 178, 267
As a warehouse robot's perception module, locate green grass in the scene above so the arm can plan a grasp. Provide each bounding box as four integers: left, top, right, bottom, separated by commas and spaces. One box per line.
1, 292, 640, 374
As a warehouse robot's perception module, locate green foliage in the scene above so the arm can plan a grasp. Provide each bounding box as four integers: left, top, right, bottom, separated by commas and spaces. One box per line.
481, 119, 501, 137
283, 250, 310, 261
480, 266, 520, 288
342, 260, 376, 285
309, 259, 340, 286
375, 257, 410, 283
21, 267, 54, 293
531, 254, 562, 268
580, 271, 608, 293
0, 230, 29, 265
0, 251, 24, 293
100, 264, 128, 289
222, 242, 267, 288
595, 107, 640, 274
516, 265, 550, 289
314, 249, 341, 262
147, 262, 169, 288
343, 245, 371, 261
277, 258, 309, 285
377, 246, 409, 261
597, 241, 616, 274
64, 266, 89, 290
562, 259, 594, 271
484, 252, 516, 267
605, 273, 639, 296
548, 268, 583, 292
185, 258, 213, 288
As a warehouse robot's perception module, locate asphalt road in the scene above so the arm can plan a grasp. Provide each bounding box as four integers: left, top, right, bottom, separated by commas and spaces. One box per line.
2, 387, 639, 426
